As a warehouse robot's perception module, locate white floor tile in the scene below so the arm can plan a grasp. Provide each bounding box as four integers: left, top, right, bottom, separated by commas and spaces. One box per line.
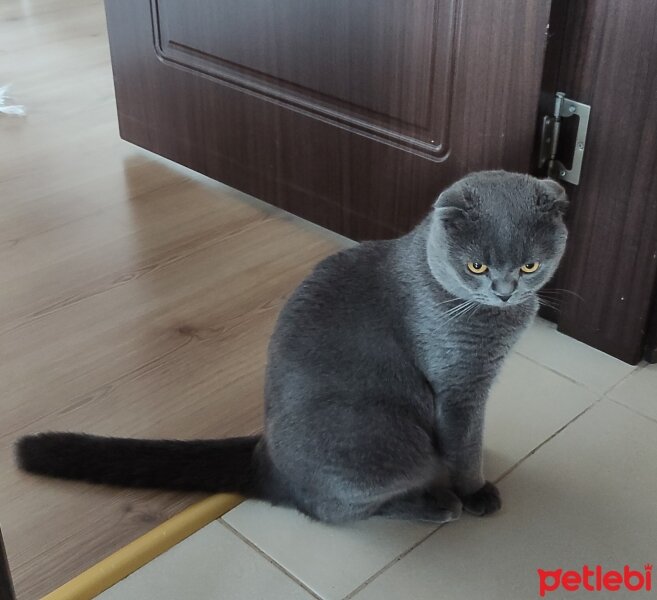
97, 521, 314, 600
353, 400, 657, 600
514, 318, 635, 393
608, 363, 657, 422
222, 353, 596, 599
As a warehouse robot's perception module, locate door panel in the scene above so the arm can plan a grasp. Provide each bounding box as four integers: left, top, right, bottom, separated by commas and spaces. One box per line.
105, 0, 552, 239
154, 0, 454, 156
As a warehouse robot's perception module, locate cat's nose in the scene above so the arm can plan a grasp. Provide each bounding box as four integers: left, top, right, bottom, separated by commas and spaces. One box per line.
491, 278, 518, 300
495, 293, 512, 302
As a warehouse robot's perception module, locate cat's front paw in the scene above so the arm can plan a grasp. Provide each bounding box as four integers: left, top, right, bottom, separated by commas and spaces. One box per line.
461, 481, 501, 516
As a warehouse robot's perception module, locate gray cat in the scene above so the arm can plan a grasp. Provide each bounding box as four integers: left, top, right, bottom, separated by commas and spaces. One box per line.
17, 170, 568, 525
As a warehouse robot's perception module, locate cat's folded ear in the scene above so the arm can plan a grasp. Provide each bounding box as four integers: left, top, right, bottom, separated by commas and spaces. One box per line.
433, 184, 476, 229
537, 178, 569, 216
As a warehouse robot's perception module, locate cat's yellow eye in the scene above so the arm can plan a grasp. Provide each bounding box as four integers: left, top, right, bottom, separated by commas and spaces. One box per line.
520, 262, 540, 274
467, 262, 488, 275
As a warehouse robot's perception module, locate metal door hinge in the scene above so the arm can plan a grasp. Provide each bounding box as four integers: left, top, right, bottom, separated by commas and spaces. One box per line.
538, 92, 591, 185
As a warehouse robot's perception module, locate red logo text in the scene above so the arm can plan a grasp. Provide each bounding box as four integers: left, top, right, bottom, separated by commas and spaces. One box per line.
538, 564, 652, 596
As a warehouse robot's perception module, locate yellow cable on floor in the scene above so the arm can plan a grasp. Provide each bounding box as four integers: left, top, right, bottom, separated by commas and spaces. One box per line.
42, 493, 243, 600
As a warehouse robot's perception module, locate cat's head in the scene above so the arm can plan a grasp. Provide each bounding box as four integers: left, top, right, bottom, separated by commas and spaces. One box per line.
427, 171, 568, 307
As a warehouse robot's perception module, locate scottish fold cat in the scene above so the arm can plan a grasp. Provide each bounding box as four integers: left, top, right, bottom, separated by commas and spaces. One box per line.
17, 170, 568, 524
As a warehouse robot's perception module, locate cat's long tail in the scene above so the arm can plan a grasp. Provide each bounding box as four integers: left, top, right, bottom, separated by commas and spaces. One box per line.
15, 432, 262, 495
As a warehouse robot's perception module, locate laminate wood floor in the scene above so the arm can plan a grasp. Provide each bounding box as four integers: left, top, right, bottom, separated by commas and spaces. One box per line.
0, 1, 346, 597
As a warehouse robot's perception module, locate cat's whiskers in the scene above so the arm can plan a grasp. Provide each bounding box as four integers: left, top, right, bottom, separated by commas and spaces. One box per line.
435, 297, 463, 307
456, 300, 479, 321
441, 300, 471, 318
453, 302, 478, 323
464, 302, 481, 320
539, 288, 585, 302
441, 299, 477, 326
537, 297, 560, 312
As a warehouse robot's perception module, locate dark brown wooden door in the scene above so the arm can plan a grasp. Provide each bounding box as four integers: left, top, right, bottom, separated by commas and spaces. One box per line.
104, 0, 552, 240
538, 0, 657, 364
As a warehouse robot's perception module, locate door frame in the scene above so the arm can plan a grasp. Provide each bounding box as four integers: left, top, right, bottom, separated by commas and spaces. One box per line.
534, 0, 657, 365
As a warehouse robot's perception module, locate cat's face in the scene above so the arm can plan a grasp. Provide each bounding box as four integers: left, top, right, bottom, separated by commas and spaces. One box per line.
427, 171, 568, 307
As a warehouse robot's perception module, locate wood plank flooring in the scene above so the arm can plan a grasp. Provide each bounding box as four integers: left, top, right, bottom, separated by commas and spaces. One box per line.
0, 1, 347, 597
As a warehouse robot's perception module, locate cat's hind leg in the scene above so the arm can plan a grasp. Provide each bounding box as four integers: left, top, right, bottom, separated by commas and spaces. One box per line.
374, 486, 462, 523
294, 457, 445, 524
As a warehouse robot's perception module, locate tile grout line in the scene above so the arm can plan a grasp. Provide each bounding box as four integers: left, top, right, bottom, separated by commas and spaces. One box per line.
495, 343, 635, 485
593, 361, 655, 422
340, 524, 444, 600
217, 518, 324, 600
606, 396, 657, 427
513, 350, 631, 394
601, 361, 647, 397
492, 396, 603, 485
